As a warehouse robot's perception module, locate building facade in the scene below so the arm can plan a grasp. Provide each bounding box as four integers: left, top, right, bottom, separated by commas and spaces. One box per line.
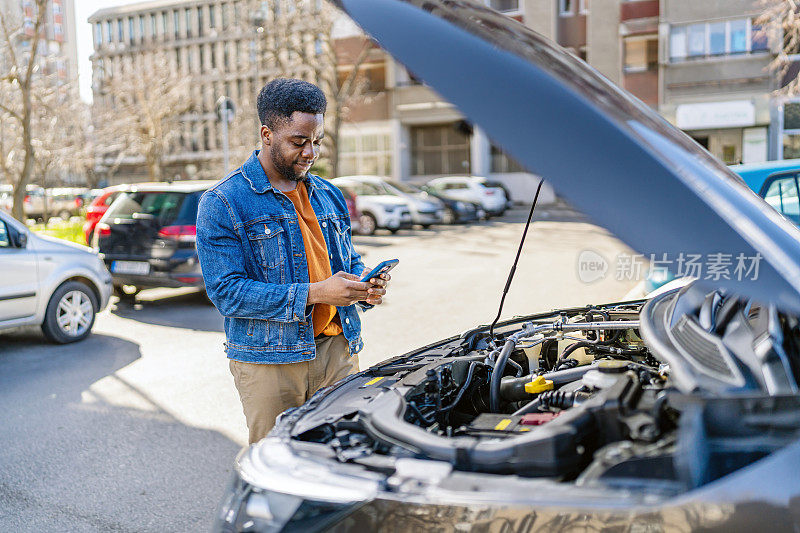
659, 0, 774, 164
89, 0, 287, 183
0, 0, 78, 91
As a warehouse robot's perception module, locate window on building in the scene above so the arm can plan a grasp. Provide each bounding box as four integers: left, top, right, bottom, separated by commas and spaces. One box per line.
752, 22, 770, 52
105, 20, 112, 43
139, 15, 144, 42
175, 48, 181, 70
127, 17, 134, 44
174, 10, 180, 39
222, 3, 228, 29
338, 133, 392, 176
670, 19, 768, 61
730, 19, 747, 53
783, 102, 800, 159
198, 7, 204, 37
559, 0, 573, 16
150, 14, 156, 40
709, 22, 725, 55
118, 19, 124, 42
411, 124, 471, 176
209, 5, 216, 29
491, 144, 525, 173
487, 0, 519, 13
162, 12, 167, 37
95, 22, 102, 46
224, 43, 230, 70
687, 24, 705, 57
624, 38, 658, 72
199, 45, 205, 72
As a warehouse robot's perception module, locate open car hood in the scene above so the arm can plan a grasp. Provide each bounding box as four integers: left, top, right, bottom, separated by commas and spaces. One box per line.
334, 0, 800, 314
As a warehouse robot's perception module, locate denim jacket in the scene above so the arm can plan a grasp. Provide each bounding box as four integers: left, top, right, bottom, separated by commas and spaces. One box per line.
196, 151, 366, 363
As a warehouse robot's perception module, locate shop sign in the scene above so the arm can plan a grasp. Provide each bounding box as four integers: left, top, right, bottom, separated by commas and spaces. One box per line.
676, 100, 756, 130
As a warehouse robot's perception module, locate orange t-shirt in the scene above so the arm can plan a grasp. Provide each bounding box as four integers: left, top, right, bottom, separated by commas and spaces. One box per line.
283, 182, 343, 337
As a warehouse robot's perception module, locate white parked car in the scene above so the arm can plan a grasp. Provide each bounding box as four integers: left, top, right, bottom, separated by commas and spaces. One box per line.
427, 176, 508, 216
384, 179, 445, 227
331, 176, 412, 235
0, 210, 113, 343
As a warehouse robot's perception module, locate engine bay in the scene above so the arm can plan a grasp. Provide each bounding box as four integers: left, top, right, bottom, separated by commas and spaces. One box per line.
282, 285, 800, 494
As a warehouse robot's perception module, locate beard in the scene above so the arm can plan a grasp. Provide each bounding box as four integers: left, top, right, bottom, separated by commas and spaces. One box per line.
270, 147, 308, 182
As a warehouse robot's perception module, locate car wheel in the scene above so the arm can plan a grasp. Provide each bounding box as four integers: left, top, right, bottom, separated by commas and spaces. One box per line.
359, 213, 377, 236
58, 209, 72, 220
389, 227, 400, 234
421, 224, 432, 229
113, 284, 139, 303
442, 208, 456, 224
41, 281, 98, 344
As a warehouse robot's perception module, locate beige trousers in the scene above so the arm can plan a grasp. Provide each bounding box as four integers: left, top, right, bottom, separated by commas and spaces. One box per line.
229, 334, 358, 444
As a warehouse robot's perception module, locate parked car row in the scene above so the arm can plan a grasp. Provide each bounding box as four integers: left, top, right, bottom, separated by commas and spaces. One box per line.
331, 174, 510, 234
0, 185, 90, 221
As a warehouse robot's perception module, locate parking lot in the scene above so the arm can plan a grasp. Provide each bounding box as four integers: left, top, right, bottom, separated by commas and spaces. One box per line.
0, 205, 637, 532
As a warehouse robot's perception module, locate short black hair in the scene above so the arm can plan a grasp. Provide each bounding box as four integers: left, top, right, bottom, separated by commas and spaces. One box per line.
257, 78, 327, 129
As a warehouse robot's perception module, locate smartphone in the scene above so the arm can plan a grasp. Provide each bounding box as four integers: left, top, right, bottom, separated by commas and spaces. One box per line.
360, 259, 399, 284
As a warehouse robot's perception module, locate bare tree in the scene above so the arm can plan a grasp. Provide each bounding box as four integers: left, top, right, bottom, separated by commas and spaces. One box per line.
757, 0, 800, 96
93, 50, 191, 181
0, 0, 49, 220
250, 0, 376, 179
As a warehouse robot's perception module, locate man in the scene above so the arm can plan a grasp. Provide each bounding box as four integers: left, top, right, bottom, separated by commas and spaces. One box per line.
196, 78, 389, 444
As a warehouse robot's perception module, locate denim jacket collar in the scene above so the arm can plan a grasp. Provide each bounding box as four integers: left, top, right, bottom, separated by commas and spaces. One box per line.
241, 150, 317, 195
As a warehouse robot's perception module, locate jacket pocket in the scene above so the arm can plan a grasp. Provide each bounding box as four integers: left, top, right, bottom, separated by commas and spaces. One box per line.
331, 218, 352, 264
246, 222, 285, 282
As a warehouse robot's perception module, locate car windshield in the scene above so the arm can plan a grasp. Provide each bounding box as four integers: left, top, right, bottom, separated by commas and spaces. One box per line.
386, 180, 420, 194
105, 191, 196, 226
351, 182, 397, 196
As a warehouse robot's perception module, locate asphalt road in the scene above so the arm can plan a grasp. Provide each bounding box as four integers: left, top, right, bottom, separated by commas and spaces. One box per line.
0, 205, 637, 532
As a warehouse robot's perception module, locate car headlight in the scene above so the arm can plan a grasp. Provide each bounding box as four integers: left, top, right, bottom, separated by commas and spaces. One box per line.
213, 439, 378, 532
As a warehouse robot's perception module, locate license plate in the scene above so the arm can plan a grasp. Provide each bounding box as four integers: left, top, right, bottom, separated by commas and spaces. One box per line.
112, 260, 150, 275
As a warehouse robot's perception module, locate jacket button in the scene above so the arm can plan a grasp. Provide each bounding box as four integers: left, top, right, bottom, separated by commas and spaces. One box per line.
329, 253, 333, 259
265, 227, 271, 234
345, 318, 350, 324
321, 221, 327, 228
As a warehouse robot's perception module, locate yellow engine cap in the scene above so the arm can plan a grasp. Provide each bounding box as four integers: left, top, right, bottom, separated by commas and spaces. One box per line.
525, 375, 554, 394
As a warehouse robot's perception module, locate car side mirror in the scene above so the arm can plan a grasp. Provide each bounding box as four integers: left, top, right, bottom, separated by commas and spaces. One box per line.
14, 232, 27, 248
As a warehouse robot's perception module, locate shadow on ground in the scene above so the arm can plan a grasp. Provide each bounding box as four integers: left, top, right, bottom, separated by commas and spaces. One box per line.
0, 333, 240, 532
111, 289, 224, 333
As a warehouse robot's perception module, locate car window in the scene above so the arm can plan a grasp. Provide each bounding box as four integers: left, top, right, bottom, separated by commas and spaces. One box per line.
105, 191, 190, 225
386, 180, 419, 194
104, 192, 121, 206
0, 221, 10, 248
763, 175, 800, 223
353, 183, 383, 196
443, 183, 468, 190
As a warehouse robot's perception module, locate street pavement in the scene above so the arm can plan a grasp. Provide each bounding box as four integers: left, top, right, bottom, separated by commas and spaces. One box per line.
0, 205, 636, 532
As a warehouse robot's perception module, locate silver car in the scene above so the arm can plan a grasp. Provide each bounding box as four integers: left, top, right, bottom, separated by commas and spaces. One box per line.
0, 210, 112, 343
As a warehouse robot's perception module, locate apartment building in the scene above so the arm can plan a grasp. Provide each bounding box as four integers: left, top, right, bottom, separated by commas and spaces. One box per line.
659, 0, 774, 164
0, 0, 78, 88
89, 0, 294, 183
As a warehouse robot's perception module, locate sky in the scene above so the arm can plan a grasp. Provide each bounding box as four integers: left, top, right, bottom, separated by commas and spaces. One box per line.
75, 0, 132, 103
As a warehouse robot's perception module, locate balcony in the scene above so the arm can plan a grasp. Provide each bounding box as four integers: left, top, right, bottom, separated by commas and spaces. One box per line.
620, 0, 659, 22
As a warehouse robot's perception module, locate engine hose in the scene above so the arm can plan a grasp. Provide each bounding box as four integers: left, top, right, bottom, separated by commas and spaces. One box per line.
512, 398, 542, 416
506, 358, 524, 377
438, 362, 477, 413
553, 341, 591, 369
490, 339, 516, 412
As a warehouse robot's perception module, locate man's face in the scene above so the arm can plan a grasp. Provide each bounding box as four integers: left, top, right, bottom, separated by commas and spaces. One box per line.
263, 111, 324, 182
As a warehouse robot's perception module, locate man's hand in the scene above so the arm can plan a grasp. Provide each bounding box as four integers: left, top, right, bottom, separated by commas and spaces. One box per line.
361, 268, 391, 306
309, 271, 382, 307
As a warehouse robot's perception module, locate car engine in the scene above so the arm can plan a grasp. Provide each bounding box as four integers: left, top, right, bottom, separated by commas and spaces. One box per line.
281, 284, 800, 494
